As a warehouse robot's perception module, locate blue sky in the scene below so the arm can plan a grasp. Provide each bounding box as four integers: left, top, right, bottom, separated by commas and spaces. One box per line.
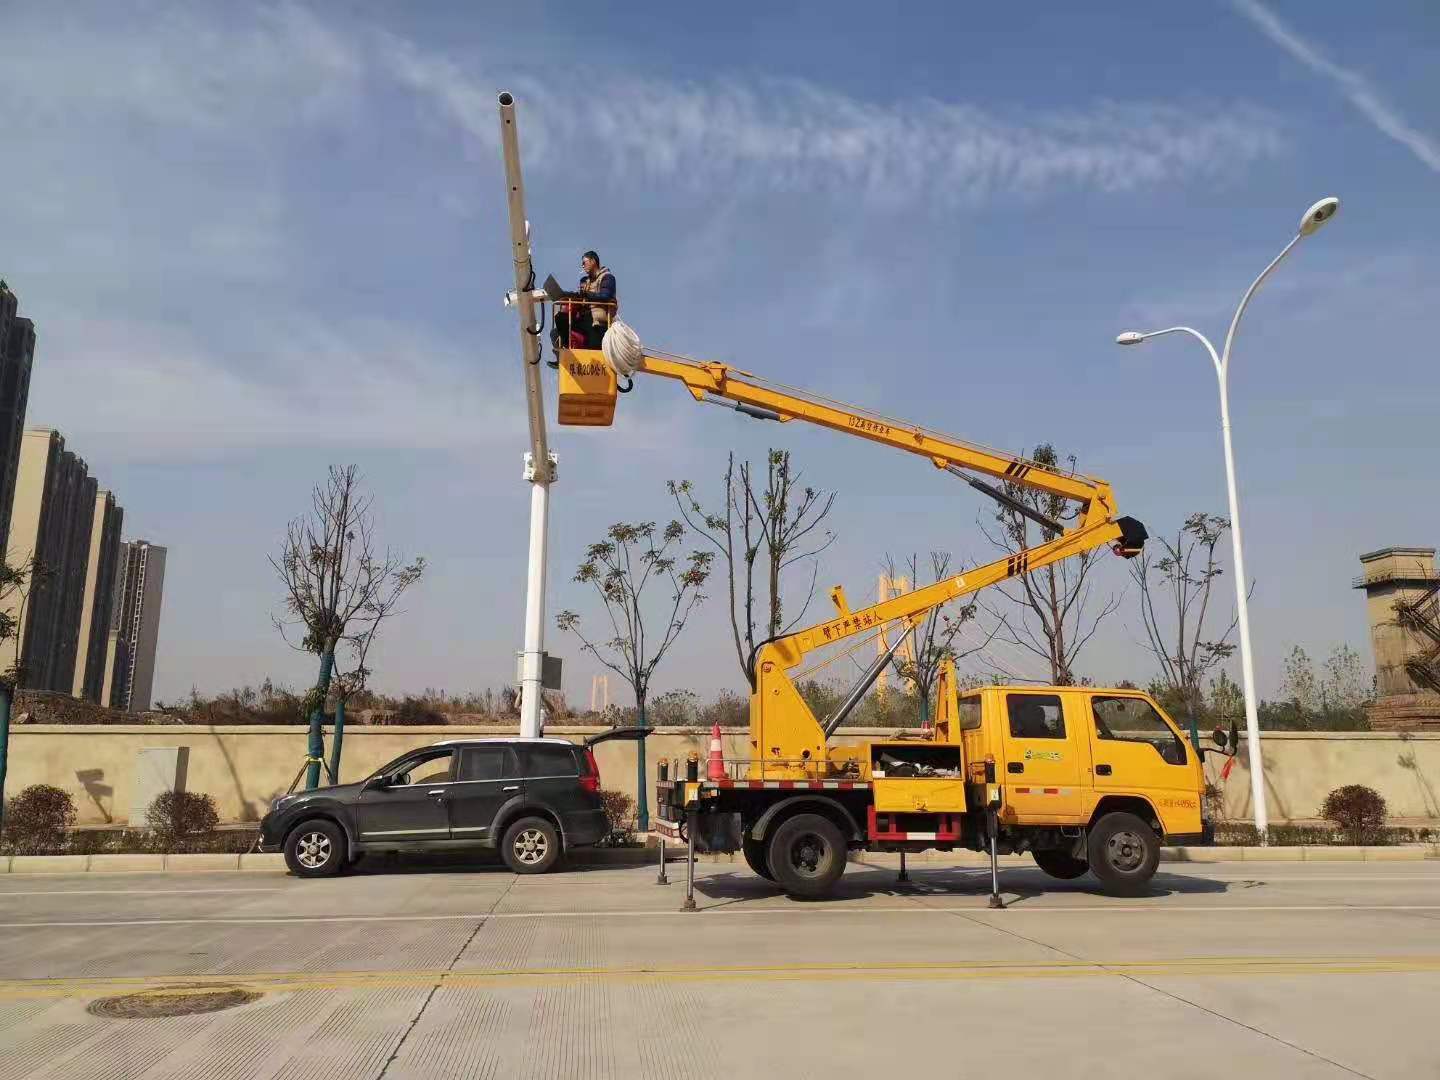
1, 1, 1436, 705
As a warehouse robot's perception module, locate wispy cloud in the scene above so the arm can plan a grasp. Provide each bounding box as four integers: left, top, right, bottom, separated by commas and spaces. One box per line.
383, 38, 1285, 204
1231, 0, 1440, 173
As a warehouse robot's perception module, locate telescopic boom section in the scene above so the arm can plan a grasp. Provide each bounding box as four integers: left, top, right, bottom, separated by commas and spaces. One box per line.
638, 353, 1117, 530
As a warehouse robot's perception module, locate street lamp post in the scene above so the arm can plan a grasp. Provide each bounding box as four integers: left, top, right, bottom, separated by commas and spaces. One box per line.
1117, 197, 1340, 840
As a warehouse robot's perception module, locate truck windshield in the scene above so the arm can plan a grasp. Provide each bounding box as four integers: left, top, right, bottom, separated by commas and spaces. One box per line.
1091, 697, 1187, 766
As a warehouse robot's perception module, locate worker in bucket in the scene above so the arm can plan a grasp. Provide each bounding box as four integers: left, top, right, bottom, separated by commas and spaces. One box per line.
551, 250, 617, 354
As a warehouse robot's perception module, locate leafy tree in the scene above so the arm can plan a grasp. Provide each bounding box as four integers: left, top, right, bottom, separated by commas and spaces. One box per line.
1129, 512, 1240, 735
1321, 644, 1373, 712
979, 444, 1120, 684
556, 520, 712, 829
271, 466, 425, 788
0, 558, 46, 833
671, 450, 835, 688
1280, 645, 1319, 714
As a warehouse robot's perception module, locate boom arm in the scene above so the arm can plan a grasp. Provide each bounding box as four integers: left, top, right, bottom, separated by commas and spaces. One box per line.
636, 352, 1120, 532
554, 340, 1145, 777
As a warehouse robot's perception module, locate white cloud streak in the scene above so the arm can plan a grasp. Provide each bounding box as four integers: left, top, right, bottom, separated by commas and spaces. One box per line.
1231, 0, 1440, 173
382, 38, 1285, 203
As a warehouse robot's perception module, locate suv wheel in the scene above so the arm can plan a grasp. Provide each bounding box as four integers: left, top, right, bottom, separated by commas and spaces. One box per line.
1087, 812, 1160, 896
502, 816, 561, 874
284, 819, 345, 878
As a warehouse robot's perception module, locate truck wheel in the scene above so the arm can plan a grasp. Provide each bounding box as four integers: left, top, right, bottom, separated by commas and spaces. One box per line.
742, 836, 775, 881
502, 817, 561, 875
766, 814, 846, 898
1032, 848, 1088, 880
284, 819, 346, 878
1087, 812, 1159, 896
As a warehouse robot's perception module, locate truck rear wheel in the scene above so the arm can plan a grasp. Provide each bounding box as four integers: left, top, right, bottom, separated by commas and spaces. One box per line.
766, 813, 846, 898
1032, 848, 1088, 880
1087, 812, 1159, 896
742, 836, 775, 881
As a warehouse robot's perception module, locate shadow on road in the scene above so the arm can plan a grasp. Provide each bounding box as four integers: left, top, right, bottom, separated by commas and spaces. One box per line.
689, 863, 1234, 906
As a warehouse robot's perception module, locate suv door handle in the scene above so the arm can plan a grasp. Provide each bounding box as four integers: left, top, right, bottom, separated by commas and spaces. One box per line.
503, 785, 520, 792
1095, 764, 1112, 776
1007, 762, 1024, 774
428, 789, 447, 795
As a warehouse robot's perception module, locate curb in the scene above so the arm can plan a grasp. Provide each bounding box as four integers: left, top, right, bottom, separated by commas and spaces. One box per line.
1, 844, 1434, 874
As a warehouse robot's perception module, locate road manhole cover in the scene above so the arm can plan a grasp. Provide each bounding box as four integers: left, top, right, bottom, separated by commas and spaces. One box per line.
88, 985, 261, 1019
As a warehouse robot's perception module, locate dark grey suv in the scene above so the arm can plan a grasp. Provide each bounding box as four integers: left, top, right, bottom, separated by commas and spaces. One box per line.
259, 733, 640, 877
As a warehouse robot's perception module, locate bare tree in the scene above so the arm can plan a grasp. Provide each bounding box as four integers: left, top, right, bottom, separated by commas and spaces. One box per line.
556, 520, 711, 830
883, 552, 999, 722
1129, 512, 1238, 733
670, 449, 835, 688
271, 466, 425, 789
0, 558, 47, 832
978, 444, 1121, 685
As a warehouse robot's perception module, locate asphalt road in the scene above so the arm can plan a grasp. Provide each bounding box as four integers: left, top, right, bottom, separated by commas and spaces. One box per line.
0, 857, 1437, 1079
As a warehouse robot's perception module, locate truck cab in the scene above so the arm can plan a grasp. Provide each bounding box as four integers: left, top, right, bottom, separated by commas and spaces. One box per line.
932, 681, 1208, 892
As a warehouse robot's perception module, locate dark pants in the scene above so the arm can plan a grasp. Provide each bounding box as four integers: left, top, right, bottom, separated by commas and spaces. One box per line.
552, 309, 605, 352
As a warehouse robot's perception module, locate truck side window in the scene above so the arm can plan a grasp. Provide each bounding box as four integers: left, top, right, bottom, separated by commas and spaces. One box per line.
958, 698, 983, 730
1007, 694, 1064, 739
1092, 697, 1187, 766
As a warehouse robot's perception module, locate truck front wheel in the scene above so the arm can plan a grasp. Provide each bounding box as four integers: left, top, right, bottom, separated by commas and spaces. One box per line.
1087, 812, 1160, 896
766, 813, 846, 898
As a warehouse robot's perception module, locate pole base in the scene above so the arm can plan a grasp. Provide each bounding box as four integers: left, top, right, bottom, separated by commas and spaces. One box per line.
988, 893, 1005, 909
681, 896, 697, 912
657, 868, 670, 885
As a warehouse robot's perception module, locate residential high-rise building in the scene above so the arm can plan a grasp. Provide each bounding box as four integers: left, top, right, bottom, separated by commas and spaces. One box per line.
2, 429, 98, 691
0, 282, 36, 556
73, 489, 123, 702
110, 540, 166, 712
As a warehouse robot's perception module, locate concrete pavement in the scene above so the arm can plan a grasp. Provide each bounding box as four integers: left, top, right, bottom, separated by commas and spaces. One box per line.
0, 858, 1437, 1078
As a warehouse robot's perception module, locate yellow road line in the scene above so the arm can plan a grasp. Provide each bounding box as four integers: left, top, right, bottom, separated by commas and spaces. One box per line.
2, 955, 1438, 1000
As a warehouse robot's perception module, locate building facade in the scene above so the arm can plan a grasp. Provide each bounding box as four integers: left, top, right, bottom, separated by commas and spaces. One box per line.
0, 283, 36, 556
110, 540, 167, 712
2, 430, 99, 691
73, 489, 123, 702
1354, 546, 1440, 731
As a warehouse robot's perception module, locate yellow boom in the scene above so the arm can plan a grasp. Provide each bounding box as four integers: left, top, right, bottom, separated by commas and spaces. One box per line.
555, 344, 1146, 778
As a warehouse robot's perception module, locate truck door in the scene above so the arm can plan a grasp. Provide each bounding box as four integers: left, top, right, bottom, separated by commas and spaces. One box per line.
999, 692, 1084, 823
1086, 695, 1202, 834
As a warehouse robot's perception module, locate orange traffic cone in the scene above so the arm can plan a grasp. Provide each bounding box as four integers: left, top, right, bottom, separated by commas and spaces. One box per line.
706, 721, 726, 780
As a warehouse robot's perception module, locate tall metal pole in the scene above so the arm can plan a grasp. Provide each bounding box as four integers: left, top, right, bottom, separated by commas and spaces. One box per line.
498, 91, 554, 740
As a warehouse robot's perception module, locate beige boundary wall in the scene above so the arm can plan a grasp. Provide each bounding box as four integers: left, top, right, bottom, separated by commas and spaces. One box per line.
5, 724, 1439, 826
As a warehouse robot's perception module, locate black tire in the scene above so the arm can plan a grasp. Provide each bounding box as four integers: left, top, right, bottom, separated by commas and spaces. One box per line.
1032, 848, 1089, 880
283, 818, 346, 878
742, 836, 775, 881
765, 813, 847, 899
1087, 812, 1160, 896
501, 816, 561, 875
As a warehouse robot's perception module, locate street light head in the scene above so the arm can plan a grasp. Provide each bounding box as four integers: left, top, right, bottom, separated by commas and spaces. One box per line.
1298, 196, 1340, 236
1115, 331, 1145, 346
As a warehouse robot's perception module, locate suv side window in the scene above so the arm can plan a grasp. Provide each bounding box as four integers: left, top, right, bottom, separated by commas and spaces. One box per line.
458, 746, 517, 782
1007, 694, 1065, 739
519, 744, 580, 778
393, 749, 454, 786
1092, 697, 1188, 766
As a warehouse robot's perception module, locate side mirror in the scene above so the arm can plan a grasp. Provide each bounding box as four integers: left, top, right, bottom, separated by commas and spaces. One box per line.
1211, 728, 1229, 750
361, 774, 389, 793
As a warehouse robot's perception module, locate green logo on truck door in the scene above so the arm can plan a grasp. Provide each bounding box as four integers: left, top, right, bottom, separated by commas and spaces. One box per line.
1023, 748, 1063, 762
